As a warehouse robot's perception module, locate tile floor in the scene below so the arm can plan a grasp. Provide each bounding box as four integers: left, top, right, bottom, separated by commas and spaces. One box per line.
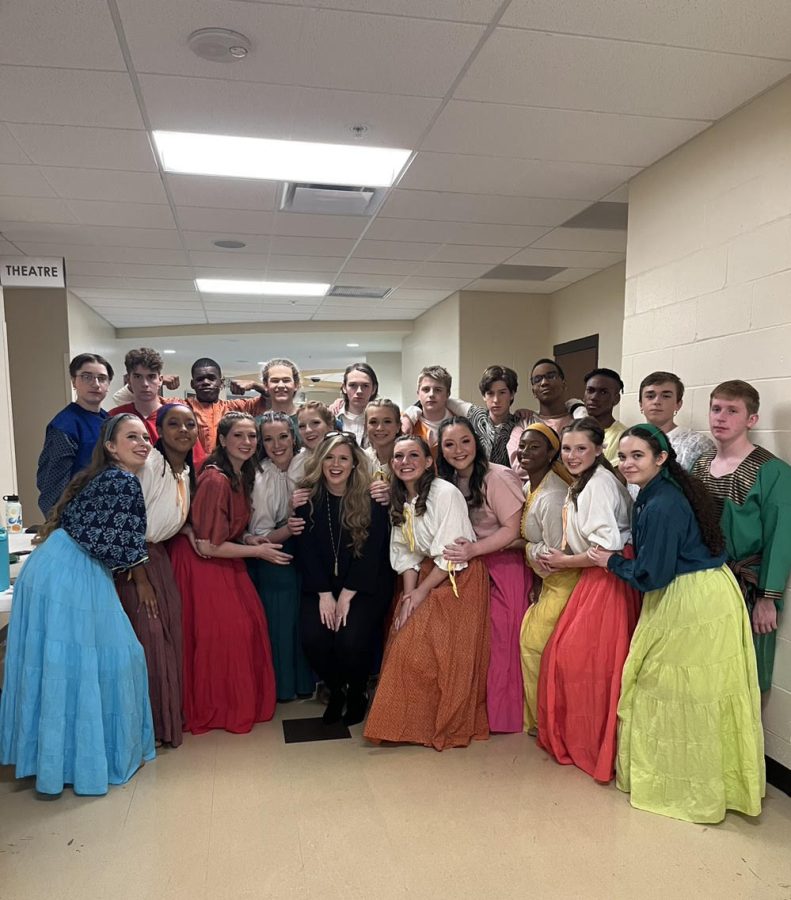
2, 699, 790, 900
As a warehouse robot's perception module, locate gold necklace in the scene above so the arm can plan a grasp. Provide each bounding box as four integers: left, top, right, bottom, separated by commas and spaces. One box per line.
326, 493, 343, 577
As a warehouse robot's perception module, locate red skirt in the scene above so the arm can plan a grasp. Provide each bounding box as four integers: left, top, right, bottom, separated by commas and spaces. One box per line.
167, 535, 276, 734
537, 548, 640, 782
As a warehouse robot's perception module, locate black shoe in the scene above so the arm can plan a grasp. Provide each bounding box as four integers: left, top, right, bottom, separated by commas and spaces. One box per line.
322, 688, 346, 725
343, 690, 368, 727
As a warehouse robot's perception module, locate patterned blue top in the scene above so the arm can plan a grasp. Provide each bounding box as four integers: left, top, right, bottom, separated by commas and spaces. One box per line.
37, 403, 108, 516
60, 467, 148, 572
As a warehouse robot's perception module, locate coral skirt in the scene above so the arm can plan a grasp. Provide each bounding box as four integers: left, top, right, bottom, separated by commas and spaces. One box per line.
364, 558, 490, 751
537, 550, 640, 782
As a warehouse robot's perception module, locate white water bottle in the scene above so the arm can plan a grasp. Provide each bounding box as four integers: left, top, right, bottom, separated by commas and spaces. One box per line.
3, 494, 23, 534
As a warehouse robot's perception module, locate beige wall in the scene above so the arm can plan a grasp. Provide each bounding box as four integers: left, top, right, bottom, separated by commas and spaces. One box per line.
624, 76, 791, 766
365, 351, 402, 409
0, 287, 17, 498
67, 291, 123, 387
457, 291, 549, 409
401, 293, 460, 405
4, 288, 71, 520
549, 263, 626, 375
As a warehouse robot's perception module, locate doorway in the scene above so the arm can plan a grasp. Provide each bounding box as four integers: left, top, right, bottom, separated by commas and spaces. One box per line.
554, 334, 598, 404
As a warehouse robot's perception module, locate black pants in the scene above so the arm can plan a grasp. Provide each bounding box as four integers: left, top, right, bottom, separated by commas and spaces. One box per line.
300, 591, 387, 690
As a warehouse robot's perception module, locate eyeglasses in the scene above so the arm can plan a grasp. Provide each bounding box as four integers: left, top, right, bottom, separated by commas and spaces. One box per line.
530, 371, 560, 386
322, 430, 358, 446
77, 372, 109, 385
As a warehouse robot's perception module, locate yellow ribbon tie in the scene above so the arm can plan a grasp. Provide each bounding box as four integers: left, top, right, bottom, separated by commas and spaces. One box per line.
448, 561, 459, 598
402, 503, 416, 553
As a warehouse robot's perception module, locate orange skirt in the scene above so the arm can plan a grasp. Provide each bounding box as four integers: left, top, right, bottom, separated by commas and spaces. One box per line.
364, 558, 490, 751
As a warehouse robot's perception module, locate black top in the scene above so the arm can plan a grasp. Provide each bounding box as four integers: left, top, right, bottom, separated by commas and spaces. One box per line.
294, 491, 391, 596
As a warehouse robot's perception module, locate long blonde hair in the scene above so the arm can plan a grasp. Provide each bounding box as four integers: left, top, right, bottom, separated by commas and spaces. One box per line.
299, 433, 372, 556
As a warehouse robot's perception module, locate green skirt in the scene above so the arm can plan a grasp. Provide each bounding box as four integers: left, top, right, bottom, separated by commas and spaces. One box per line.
616, 565, 765, 824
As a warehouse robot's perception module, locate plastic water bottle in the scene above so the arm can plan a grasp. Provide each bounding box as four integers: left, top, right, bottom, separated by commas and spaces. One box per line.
0, 528, 9, 592
3, 494, 22, 534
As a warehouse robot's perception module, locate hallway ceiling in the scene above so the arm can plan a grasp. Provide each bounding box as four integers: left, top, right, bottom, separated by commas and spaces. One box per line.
1, 0, 790, 328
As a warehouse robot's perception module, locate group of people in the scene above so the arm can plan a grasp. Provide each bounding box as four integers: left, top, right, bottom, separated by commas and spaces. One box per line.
1, 348, 788, 827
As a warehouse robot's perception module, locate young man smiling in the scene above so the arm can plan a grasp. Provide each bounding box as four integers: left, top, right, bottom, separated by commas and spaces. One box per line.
582, 367, 628, 467
692, 379, 791, 692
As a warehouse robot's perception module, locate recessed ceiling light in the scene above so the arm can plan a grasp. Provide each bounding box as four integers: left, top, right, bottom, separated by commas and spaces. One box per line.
346, 343, 360, 348
153, 131, 411, 188
213, 239, 246, 249
195, 278, 329, 296
163, 349, 176, 354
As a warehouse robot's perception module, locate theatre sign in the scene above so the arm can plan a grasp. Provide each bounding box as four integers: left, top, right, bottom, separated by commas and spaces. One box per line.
0, 257, 66, 288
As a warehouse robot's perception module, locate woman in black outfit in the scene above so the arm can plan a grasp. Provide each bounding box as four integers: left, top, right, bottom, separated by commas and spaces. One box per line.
295, 433, 393, 726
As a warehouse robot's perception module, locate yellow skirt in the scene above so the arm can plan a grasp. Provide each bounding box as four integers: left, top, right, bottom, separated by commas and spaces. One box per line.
519, 568, 580, 732
617, 566, 765, 823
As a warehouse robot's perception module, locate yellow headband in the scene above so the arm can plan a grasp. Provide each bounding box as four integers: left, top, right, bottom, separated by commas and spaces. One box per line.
522, 422, 560, 452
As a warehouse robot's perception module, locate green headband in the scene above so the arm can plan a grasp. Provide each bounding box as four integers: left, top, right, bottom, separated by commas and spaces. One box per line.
630, 424, 679, 489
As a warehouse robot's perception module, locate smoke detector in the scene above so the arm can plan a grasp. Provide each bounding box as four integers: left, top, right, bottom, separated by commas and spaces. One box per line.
187, 29, 251, 63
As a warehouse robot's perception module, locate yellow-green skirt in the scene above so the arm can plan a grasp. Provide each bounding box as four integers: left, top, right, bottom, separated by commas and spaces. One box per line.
616, 565, 765, 824
519, 568, 580, 732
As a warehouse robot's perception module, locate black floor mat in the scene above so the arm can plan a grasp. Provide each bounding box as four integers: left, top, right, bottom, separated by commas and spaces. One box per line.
282, 717, 352, 744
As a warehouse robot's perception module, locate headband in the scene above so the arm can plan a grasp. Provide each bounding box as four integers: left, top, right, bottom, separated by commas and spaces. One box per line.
626, 424, 680, 490
523, 422, 560, 452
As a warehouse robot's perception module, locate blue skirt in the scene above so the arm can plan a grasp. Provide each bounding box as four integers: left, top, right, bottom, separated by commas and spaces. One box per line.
0, 530, 155, 795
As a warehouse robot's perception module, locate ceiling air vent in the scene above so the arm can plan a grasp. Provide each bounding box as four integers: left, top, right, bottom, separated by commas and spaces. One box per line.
328, 285, 392, 300
280, 182, 386, 216
482, 264, 567, 281
561, 201, 628, 230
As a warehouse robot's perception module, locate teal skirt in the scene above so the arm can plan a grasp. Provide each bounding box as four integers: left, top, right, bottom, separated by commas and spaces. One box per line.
616, 565, 765, 823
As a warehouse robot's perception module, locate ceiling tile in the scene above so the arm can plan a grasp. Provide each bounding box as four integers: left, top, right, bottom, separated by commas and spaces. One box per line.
0, 0, 126, 69
303, 0, 501, 23
529, 228, 628, 253
0, 197, 77, 224
423, 101, 711, 166
545, 267, 603, 285
297, 10, 485, 96
380, 189, 588, 226
7, 125, 157, 171
73, 288, 201, 302
268, 255, 347, 272
503, 247, 625, 268
29, 244, 190, 265
0, 223, 184, 249
327, 273, 399, 288
67, 275, 196, 291
501, 0, 791, 59
0, 237, 22, 255
187, 250, 272, 269
464, 278, 563, 293
66, 261, 193, 279
602, 184, 629, 203
430, 244, 521, 264
42, 169, 168, 204
118, 0, 306, 80
455, 29, 791, 119
400, 275, 474, 290
0, 126, 31, 165
341, 258, 422, 276
273, 212, 368, 240
291, 87, 440, 147
65, 200, 176, 229
140, 75, 299, 138
0, 67, 144, 129
401, 152, 640, 199
167, 175, 278, 210
353, 240, 439, 261
365, 217, 549, 246
416, 261, 491, 278
0, 165, 57, 198
177, 208, 276, 235
269, 236, 357, 256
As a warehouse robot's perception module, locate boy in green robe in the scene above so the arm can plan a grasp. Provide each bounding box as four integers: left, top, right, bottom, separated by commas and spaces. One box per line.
692, 380, 791, 691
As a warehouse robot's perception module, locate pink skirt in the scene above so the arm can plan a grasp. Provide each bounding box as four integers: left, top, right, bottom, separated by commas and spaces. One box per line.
485, 549, 532, 733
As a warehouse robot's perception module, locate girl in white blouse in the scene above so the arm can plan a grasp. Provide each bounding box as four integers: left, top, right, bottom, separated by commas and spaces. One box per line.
115, 402, 198, 748
364, 435, 491, 751
535, 418, 641, 783
246, 412, 314, 702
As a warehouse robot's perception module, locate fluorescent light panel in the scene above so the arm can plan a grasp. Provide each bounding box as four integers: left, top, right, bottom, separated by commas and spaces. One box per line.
195, 278, 329, 296
154, 131, 411, 188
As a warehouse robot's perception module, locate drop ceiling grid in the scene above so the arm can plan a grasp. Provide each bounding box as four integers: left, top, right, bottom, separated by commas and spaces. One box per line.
0, 2, 790, 327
